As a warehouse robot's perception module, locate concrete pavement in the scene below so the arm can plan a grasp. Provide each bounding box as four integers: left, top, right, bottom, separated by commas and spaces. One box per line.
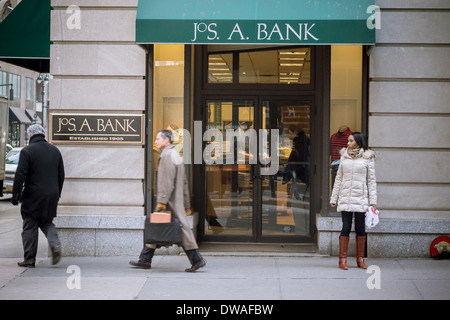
1, 196, 449, 301
0, 195, 48, 260
0, 255, 449, 300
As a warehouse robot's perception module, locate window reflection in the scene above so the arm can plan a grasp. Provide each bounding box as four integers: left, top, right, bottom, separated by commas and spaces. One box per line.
262, 103, 311, 237
205, 101, 255, 237
208, 53, 233, 83
329, 45, 363, 200
240, 48, 310, 84
207, 46, 311, 84
153, 44, 185, 191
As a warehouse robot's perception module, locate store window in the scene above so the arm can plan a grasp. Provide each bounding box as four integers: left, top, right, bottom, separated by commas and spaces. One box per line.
9, 122, 20, 147
0, 71, 6, 96
240, 48, 310, 84
329, 45, 363, 195
207, 46, 311, 85
10, 74, 20, 99
26, 77, 34, 101
152, 44, 185, 189
208, 53, 232, 83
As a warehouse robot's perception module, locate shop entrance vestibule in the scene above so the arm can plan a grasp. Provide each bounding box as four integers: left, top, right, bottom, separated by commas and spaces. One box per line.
195, 45, 318, 243
151, 43, 365, 244
203, 97, 313, 242
138, 1, 372, 251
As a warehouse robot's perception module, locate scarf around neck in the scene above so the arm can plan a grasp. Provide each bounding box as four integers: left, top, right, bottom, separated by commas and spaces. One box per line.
347, 147, 361, 158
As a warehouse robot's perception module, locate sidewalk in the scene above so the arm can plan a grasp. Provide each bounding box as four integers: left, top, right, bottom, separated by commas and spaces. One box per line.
1, 197, 449, 301
0, 253, 449, 300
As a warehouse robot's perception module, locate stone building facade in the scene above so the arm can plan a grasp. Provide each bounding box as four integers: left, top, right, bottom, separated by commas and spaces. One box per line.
47, 0, 450, 257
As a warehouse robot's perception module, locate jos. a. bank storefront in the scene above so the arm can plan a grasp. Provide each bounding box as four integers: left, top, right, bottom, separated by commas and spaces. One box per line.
49, 0, 376, 254
44, 0, 449, 257
133, 0, 374, 245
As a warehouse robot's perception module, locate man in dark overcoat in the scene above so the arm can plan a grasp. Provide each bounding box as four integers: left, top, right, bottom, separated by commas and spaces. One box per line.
12, 124, 65, 267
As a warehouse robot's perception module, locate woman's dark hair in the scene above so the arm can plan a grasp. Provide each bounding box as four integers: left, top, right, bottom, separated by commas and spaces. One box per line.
350, 132, 368, 150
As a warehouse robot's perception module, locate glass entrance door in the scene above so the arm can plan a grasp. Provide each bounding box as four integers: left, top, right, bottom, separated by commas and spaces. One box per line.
204, 100, 256, 239
261, 100, 311, 239
203, 98, 311, 241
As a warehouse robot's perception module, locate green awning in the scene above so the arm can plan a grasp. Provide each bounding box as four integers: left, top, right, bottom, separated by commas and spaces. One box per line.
136, 0, 376, 45
0, 0, 51, 58
9, 107, 32, 124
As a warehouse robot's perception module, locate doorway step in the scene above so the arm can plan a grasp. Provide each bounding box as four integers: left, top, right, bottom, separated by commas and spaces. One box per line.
197, 242, 328, 257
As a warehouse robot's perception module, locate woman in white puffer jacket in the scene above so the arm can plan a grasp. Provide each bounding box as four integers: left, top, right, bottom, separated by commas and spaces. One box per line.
330, 132, 377, 270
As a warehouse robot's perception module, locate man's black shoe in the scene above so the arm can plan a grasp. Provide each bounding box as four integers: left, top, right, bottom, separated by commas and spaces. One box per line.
129, 260, 151, 269
185, 258, 206, 272
52, 246, 62, 265
18, 261, 35, 268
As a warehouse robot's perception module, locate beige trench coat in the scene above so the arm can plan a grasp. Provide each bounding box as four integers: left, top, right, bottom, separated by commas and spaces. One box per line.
147, 144, 198, 250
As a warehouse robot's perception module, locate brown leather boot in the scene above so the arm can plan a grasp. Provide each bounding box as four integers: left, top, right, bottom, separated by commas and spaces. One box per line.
356, 235, 368, 269
339, 236, 349, 270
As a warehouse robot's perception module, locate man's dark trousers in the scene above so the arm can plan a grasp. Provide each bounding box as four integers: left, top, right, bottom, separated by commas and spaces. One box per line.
22, 216, 61, 265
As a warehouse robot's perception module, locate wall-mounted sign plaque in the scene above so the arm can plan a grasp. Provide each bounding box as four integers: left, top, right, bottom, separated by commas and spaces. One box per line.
50, 113, 144, 145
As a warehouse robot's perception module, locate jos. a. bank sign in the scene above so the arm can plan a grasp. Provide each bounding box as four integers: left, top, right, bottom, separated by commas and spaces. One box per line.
191, 21, 321, 42
50, 113, 144, 145
136, 19, 376, 44
135, 1, 377, 45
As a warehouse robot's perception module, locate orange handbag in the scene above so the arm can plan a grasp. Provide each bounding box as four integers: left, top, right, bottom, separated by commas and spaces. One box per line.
150, 211, 172, 223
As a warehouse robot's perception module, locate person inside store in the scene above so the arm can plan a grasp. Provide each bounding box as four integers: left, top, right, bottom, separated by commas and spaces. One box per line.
330, 132, 377, 270
285, 125, 310, 200
130, 129, 206, 272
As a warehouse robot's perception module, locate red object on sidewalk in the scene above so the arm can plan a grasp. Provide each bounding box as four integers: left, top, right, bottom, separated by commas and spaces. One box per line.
430, 236, 450, 259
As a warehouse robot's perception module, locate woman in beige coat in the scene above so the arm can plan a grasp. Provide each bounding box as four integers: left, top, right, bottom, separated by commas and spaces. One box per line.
330, 132, 377, 270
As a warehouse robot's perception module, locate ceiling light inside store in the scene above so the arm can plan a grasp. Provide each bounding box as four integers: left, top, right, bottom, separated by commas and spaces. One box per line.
279, 51, 306, 56
279, 51, 307, 55
280, 72, 301, 76
279, 63, 303, 67
279, 57, 305, 61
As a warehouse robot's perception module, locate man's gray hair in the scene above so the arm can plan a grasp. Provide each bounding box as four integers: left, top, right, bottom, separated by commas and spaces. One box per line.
158, 129, 173, 143
27, 124, 46, 139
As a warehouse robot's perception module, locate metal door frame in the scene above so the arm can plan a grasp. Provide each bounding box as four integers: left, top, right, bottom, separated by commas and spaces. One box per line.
200, 95, 316, 243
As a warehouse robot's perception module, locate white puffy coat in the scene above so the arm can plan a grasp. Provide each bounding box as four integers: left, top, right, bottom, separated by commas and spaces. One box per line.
330, 148, 377, 213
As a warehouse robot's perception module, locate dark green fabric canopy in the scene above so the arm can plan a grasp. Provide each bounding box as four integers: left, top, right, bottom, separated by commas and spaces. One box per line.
136, 0, 376, 44
0, 0, 51, 58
